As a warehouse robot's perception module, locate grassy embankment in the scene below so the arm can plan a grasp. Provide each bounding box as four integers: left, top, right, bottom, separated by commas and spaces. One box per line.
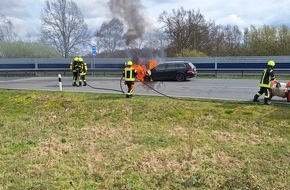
0, 90, 289, 189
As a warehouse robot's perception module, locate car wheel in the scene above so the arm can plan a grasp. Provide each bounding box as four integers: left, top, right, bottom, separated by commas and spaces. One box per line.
176, 73, 185, 81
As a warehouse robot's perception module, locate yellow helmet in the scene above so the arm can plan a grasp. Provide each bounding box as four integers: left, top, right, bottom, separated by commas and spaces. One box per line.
127, 61, 133, 66
267, 60, 275, 67
74, 57, 79, 61
78, 57, 83, 62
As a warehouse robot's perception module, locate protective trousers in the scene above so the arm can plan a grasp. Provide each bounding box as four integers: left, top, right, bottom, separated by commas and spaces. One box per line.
72, 71, 79, 86
79, 73, 87, 86
125, 81, 135, 98
254, 87, 271, 104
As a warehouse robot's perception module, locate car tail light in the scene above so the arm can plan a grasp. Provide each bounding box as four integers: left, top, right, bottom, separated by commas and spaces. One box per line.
187, 68, 195, 73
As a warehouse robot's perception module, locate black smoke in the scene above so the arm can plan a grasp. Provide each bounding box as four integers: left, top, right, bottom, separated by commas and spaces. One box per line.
108, 0, 148, 47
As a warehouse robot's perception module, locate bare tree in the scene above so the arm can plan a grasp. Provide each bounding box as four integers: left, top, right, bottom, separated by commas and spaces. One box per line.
159, 7, 246, 57
143, 28, 169, 50
40, 0, 90, 57
0, 14, 17, 41
159, 7, 191, 55
159, 7, 215, 56
216, 25, 242, 56
95, 18, 124, 52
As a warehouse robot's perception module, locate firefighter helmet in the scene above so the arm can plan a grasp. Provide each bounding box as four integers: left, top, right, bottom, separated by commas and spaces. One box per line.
268, 60, 275, 67
78, 57, 83, 62
127, 61, 133, 66
74, 57, 79, 61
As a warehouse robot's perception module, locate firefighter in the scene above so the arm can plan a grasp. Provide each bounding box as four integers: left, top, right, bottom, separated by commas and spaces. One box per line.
253, 60, 277, 105
70, 57, 81, 86
123, 60, 137, 98
79, 57, 87, 86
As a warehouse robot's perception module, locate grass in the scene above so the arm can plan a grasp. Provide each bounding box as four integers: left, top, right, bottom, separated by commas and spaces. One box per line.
0, 90, 289, 190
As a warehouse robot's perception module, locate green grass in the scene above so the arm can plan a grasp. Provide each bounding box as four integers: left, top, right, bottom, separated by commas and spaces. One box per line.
0, 90, 289, 190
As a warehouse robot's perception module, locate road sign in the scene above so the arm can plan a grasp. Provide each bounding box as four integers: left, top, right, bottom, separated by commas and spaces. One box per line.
92, 45, 96, 55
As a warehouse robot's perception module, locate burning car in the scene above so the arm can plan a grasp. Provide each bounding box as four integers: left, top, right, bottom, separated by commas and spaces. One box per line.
270, 81, 290, 102
132, 59, 157, 82
133, 60, 197, 82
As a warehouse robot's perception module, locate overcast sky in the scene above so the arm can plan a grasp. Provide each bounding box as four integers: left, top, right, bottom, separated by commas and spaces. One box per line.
1, 0, 290, 40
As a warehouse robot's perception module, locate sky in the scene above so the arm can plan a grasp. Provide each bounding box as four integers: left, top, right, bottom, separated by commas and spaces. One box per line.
1, 0, 290, 40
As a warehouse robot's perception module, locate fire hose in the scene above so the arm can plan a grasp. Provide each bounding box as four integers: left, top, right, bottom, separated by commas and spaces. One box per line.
86, 77, 124, 93
127, 76, 196, 101
87, 76, 194, 101
119, 76, 181, 100
140, 80, 187, 100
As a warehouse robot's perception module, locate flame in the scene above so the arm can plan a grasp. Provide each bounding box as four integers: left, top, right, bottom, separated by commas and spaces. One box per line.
133, 64, 147, 81
149, 59, 157, 70
133, 59, 158, 81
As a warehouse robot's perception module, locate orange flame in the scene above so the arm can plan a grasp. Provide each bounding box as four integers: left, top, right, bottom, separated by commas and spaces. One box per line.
133, 64, 147, 81
149, 59, 157, 70
133, 59, 158, 81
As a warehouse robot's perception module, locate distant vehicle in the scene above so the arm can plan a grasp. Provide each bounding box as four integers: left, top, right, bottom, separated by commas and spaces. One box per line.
144, 61, 197, 82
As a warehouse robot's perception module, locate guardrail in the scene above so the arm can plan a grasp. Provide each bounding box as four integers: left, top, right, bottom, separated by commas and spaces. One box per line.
0, 68, 121, 77
0, 68, 289, 77
198, 68, 290, 77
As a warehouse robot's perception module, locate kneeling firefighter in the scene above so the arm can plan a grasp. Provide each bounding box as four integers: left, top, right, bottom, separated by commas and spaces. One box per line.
253, 60, 277, 105
123, 60, 137, 98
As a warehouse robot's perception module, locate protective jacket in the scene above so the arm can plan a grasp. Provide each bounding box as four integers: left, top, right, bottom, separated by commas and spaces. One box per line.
80, 62, 87, 75
259, 66, 275, 88
70, 61, 81, 72
70, 61, 76, 71
123, 66, 137, 82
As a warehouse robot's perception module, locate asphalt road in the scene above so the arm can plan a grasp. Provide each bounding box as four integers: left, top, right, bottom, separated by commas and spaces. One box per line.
0, 76, 289, 104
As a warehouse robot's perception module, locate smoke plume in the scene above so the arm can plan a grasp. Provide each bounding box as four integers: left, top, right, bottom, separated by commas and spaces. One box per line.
108, 0, 148, 47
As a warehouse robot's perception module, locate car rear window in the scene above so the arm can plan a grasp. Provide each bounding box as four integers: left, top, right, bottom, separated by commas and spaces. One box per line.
187, 62, 195, 68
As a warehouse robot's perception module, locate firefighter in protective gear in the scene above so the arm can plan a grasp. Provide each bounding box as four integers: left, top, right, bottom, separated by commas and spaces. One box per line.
253, 60, 276, 105
123, 60, 137, 98
70, 57, 81, 86
78, 57, 87, 86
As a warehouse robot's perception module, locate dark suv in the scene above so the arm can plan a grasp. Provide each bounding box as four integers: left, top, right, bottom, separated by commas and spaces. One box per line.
146, 61, 197, 81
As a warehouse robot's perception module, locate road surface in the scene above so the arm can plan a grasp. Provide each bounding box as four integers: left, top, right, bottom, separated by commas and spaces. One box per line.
0, 76, 289, 104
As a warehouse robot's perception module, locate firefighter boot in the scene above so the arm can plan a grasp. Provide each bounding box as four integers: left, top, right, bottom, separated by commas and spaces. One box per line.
253, 94, 259, 102
73, 82, 77, 86
83, 81, 87, 86
79, 82, 82, 86
264, 98, 271, 105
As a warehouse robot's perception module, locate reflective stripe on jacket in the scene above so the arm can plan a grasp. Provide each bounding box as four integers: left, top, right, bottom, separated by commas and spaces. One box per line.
123, 67, 137, 82
259, 67, 275, 88
80, 63, 87, 75
70, 62, 73, 70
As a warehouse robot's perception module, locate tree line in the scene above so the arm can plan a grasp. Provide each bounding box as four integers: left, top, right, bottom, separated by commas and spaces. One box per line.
1, 0, 290, 58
